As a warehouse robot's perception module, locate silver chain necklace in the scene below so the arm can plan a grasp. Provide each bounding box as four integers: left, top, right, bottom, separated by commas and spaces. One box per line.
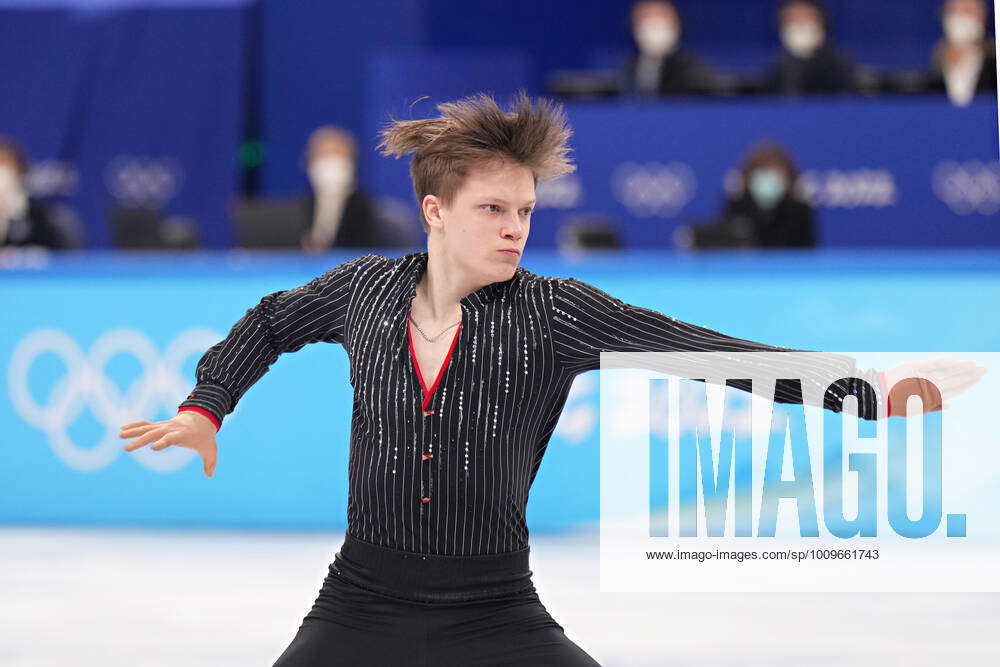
408, 313, 460, 343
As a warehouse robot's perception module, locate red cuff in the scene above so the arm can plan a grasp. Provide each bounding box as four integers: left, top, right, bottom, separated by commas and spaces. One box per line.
178, 406, 221, 432
878, 370, 892, 417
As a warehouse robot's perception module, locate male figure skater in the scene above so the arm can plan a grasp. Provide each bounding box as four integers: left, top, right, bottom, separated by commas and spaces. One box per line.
119, 92, 982, 666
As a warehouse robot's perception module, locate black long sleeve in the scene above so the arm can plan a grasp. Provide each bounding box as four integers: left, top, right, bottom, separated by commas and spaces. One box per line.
549, 276, 882, 419
176, 251, 882, 555
177, 253, 372, 428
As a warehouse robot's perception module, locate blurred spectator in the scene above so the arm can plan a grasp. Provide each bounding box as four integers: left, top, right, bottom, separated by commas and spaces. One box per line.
625, 0, 725, 96
766, 0, 860, 95
298, 125, 384, 253
926, 0, 997, 107
0, 137, 72, 250
676, 140, 815, 249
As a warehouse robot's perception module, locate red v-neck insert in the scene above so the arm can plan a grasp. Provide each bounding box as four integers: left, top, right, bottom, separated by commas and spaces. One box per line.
407, 318, 462, 413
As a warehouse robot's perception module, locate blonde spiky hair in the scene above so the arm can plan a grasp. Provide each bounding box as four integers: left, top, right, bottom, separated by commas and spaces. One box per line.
376, 90, 575, 231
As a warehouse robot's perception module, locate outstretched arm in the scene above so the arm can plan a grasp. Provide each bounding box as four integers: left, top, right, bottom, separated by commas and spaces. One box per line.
548, 277, 886, 420
176, 253, 377, 430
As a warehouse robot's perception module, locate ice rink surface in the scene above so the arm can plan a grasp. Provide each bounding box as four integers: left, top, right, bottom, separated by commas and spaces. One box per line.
2, 526, 997, 666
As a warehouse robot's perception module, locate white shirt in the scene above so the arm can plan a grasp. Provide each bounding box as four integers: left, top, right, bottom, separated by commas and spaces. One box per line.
943, 50, 984, 107
308, 186, 352, 248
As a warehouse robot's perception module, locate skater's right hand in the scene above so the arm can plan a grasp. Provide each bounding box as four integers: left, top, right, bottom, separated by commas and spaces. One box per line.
119, 411, 219, 477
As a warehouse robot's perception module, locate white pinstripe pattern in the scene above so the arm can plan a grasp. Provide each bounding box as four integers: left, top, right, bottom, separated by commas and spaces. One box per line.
178, 251, 882, 555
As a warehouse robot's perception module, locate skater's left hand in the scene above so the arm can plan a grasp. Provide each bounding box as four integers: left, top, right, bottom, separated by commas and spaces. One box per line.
882, 357, 987, 417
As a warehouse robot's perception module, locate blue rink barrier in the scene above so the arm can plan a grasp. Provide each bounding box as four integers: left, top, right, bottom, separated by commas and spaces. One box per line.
3, 249, 999, 532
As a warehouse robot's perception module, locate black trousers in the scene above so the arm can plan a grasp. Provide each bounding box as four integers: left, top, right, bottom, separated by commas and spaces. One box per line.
272, 535, 601, 666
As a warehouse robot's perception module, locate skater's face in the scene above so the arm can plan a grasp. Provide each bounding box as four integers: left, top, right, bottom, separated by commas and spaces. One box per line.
423, 159, 535, 285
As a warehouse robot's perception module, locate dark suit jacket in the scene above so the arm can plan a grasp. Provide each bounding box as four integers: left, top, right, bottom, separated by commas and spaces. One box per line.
925, 40, 997, 94
766, 44, 859, 94
721, 194, 816, 247
624, 49, 723, 96
1, 198, 70, 249
301, 188, 386, 248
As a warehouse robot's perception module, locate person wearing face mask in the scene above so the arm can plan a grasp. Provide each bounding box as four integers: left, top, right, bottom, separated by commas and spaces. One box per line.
766, 0, 860, 95
724, 140, 814, 247
298, 126, 385, 253
0, 137, 70, 250
925, 0, 996, 107
678, 140, 814, 249
625, 0, 724, 97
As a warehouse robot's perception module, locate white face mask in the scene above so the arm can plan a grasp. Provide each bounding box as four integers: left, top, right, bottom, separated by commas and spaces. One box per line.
634, 19, 679, 58
781, 21, 824, 58
0, 164, 28, 219
308, 155, 355, 192
943, 13, 984, 45
748, 168, 789, 210
0, 164, 21, 194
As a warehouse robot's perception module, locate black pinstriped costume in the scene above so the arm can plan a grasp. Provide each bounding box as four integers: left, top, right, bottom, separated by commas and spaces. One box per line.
176, 250, 882, 665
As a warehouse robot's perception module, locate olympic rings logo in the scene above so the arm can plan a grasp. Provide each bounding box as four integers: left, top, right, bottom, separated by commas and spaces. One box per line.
536, 174, 583, 209
932, 160, 1000, 216
7, 327, 224, 473
612, 162, 696, 218
104, 156, 184, 206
